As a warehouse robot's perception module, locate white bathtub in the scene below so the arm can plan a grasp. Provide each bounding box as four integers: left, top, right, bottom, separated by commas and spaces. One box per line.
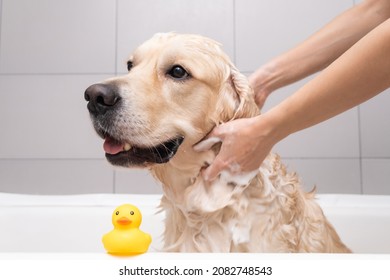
0, 192, 390, 254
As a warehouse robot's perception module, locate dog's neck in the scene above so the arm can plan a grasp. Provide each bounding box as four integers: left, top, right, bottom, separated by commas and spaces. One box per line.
150, 136, 264, 205
150, 146, 267, 252
151, 147, 215, 196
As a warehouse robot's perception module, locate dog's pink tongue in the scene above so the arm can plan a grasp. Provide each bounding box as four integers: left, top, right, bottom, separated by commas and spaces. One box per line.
103, 137, 124, 155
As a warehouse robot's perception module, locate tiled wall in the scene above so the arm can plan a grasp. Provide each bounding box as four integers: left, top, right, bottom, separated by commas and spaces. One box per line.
0, 0, 389, 195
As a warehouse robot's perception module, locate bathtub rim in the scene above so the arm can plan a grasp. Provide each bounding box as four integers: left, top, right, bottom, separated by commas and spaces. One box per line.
1, 192, 390, 208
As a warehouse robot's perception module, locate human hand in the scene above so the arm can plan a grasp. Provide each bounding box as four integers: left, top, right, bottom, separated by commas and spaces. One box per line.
194, 116, 277, 182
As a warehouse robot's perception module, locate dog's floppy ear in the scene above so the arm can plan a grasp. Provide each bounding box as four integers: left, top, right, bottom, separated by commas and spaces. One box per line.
214, 64, 259, 124
229, 65, 260, 119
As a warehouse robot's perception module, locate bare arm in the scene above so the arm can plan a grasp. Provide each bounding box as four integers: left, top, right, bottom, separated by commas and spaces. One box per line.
251, 0, 390, 107
196, 18, 390, 181
268, 18, 390, 141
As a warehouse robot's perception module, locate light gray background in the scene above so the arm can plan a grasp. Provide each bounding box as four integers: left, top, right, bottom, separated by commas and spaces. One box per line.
1, 0, 389, 195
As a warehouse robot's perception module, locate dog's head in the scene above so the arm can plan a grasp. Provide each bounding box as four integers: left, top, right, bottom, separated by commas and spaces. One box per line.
85, 33, 259, 168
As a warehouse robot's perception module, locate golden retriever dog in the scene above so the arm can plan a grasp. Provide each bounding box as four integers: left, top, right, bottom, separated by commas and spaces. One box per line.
84, 33, 351, 253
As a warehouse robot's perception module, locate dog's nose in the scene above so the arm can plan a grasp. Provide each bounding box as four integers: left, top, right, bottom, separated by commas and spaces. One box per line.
84, 83, 120, 115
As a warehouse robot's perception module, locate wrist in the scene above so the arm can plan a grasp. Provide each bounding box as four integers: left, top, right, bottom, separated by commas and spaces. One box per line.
251, 62, 280, 95
252, 112, 289, 148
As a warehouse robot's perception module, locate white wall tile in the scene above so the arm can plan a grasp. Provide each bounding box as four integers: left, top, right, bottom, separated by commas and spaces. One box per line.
0, 159, 113, 194
362, 159, 390, 195
273, 106, 359, 158
0, 0, 2, 45
0, 0, 116, 74
235, 0, 353, 72
115, 168, 162, 194
0, 75, 109, 158
282, 158, 361, 194
262, 76, 360, 158
360, 88, 390, 158
116, 0, 234, 73
1, 0, 388, 196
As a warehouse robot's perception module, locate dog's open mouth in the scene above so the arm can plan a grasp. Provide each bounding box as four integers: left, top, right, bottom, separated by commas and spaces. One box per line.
102, 134, 184, 167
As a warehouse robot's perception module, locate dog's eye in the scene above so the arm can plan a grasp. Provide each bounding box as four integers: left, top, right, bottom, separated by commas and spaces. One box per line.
127, 61, 133, 71
168, 65, 189, 80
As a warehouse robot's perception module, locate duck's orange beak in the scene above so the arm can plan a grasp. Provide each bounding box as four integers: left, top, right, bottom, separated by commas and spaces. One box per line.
117, 217, 132, 225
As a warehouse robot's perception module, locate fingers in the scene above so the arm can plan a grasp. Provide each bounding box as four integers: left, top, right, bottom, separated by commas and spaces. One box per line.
193, 124, 229, 182
193, 136, 222, 152
193, 126, 224, 152
193, 127, 226, 181
201, 156, 226, 182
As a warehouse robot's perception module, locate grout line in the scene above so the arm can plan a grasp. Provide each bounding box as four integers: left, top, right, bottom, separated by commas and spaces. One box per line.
115, 0, 119, 75
280, 156, 362, 160
113, 170, 117, 193
0, 0, 3, 70
281, 157, 390, 160
357, 105, 364, 194
0, 72, 116, 76
0, 158, 106, 161
3, 157, 390, 161
113, 0, 119, 194
232, 0, 237, 65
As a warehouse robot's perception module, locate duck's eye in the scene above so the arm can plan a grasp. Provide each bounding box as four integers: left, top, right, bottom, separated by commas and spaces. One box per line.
130, 211, 134, 215
167, 65, 189, 80
115, 211, 119, 215
127, 61, 133, 71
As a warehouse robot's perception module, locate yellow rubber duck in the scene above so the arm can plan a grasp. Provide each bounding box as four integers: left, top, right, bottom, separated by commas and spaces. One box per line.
102, 204, 152, 255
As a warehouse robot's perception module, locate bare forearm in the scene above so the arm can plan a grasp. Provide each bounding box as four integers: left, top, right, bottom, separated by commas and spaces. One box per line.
264, 18, 390, 142
197, 1, 390, 178
259, 0, 390, 93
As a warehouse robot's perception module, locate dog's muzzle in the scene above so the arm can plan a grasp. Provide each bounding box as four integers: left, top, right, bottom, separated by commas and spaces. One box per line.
84, 82, 185, 167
